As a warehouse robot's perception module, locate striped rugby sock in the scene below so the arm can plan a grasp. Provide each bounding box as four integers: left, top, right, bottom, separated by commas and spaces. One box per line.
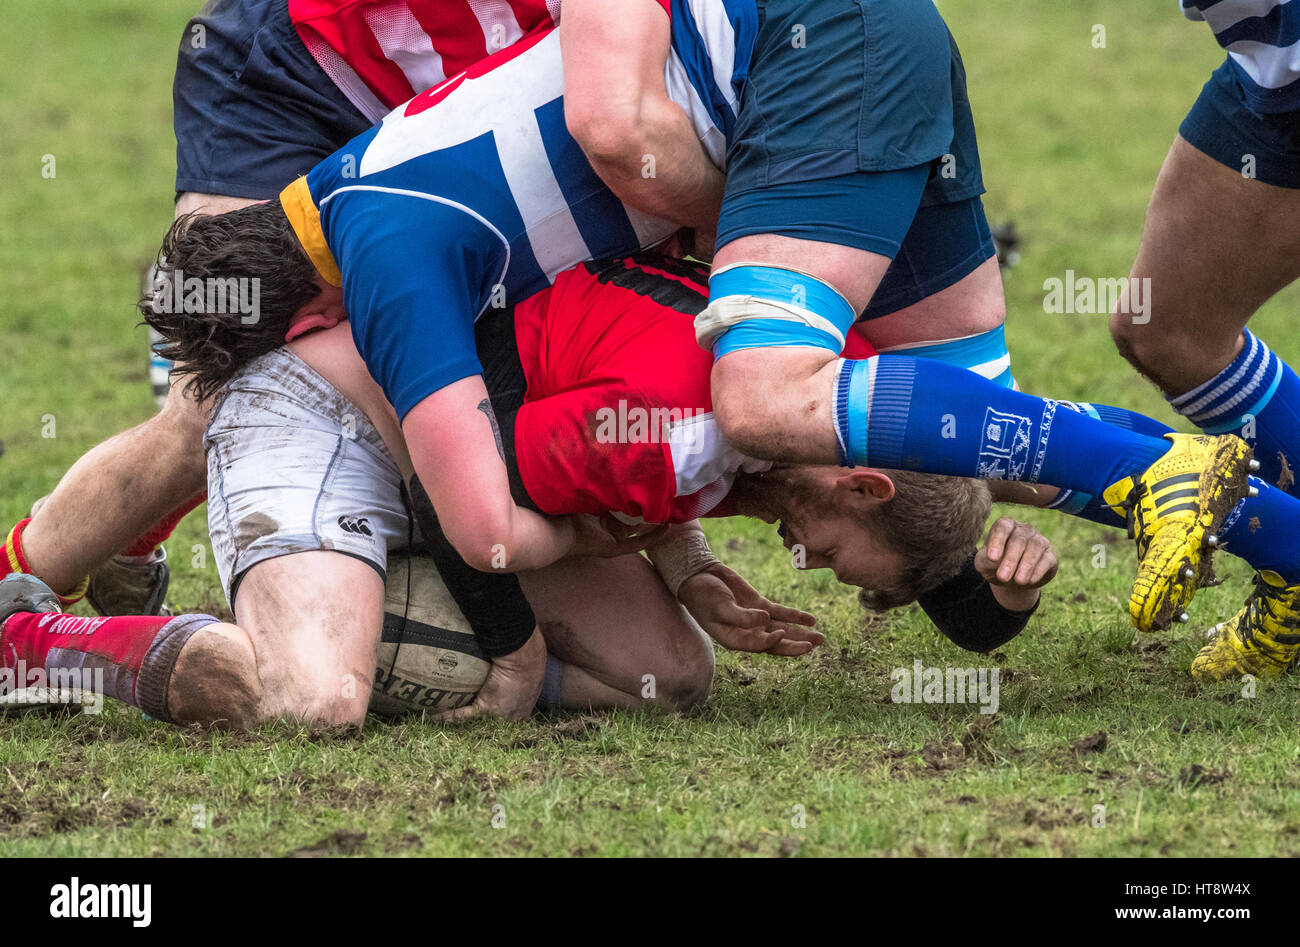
1042, 402, 1300, 584
2, 518, 88, 605
837, 355, 1171, 497
1170, 329, 1300, 497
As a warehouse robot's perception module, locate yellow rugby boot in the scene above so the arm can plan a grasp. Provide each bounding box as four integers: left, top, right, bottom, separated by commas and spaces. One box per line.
1192, 572, 1300, 682
1101, 433, 1257, 632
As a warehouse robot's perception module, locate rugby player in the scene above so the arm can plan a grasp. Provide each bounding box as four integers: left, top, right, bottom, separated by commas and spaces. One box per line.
139, 5, 1300, 659
1106, 0, 1300, 679
141, 229, 1300, 718
556, 0, 1264, 638
3, 0, 711, 616
0, 252, 1061, 729
0, 10, 791, 724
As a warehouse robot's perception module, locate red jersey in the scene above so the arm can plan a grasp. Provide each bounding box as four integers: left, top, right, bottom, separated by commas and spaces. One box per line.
289, 0, 670, 122
511, 257, 878, 524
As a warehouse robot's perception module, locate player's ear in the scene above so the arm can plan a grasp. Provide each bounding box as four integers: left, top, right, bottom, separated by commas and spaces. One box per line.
833, 468, 895, 503
286, 278, 347, 340
306, 275, 345, 314
298, 277, 345, 317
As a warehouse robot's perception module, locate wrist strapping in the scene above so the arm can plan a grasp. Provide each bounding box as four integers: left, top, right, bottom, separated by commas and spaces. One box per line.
647, 530, 720, 599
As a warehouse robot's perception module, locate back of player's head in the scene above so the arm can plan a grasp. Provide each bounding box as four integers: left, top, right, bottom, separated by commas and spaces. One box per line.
857, 472, 991, 611
138, 201, 321, 402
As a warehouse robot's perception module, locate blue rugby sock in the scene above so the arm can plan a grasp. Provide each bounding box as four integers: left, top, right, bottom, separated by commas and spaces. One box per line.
837, 356, 1171, 497
1044, 401, 1175, 527
1170, 330, 1300, 498
1218, 476, 1300, 584
1045, 401, 1300, 584
835, 356, 1300, 583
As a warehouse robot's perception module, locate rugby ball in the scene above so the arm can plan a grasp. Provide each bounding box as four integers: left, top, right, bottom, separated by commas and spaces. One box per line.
370, 553, 490, 716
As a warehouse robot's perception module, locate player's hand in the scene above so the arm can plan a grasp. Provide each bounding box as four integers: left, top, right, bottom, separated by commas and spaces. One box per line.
435, 625, 547, 721
568, 513, 668, 559
677, 563, 822, 656
974, 517, 1058, 612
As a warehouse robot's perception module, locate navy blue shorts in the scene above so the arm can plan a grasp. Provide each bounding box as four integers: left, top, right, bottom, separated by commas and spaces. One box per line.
861, 195, 995, 321
717, 0, 991, 315
173, 0, 371, 200
1181, 58, 1300, 190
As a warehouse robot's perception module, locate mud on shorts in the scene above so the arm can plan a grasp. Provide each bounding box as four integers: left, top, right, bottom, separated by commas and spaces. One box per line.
1181, 58, 1300, 190
205, 348, 410, 608
173, 0, 372, 200
717, 0, 995, 320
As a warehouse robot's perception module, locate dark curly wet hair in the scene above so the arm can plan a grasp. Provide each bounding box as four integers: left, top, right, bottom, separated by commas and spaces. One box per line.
138, 201, 322, 401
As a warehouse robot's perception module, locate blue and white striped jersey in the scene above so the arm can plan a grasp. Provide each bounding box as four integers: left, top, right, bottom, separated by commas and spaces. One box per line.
286, 4, 756, 420
666, 0, 757, 166
1182, 0, 1300, 111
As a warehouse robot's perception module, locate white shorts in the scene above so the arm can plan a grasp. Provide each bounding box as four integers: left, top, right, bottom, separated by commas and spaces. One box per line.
205, 348, 410, 607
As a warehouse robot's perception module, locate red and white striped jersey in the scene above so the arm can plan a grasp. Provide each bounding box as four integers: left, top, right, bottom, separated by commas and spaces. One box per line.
290, 0, 677, 123
289, 0, 563, 121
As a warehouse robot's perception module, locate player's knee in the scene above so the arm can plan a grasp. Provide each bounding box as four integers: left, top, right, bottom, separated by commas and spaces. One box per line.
246, 624, 372, 728
259, 656, 371, 728
167, 622, 264, 729
1109, 306, 1146, 366
1109, 305, 1186, 377
656, 629, 715, 712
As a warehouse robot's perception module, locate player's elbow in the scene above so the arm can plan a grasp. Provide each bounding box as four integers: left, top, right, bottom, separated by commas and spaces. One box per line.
712, 381, 767, 459
711, 358, 775, 458
567, 99, 649, 177
455, 539, 511, 574
448, 518, 518, 573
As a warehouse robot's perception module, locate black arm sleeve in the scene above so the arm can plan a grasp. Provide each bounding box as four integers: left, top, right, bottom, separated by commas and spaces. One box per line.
406, 475, 536, 659
916, 553, 1039, 653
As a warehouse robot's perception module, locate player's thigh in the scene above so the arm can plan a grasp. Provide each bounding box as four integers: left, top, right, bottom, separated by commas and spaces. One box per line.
206, 349, 411, 721
712, 233, 893, 315
518, 554, 715, 708
710, 145, 976, 314
1125, 135, 1300, 343
716, 2, 981, 314
856, 257, 1005, 351
232, 550, 383, 724
851, 195, 1004, 351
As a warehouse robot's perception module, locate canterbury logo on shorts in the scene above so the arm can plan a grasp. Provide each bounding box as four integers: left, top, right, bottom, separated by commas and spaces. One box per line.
337, 515, 373, 536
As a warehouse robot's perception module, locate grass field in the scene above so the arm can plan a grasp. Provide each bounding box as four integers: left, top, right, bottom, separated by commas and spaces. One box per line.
3, 0, 1300, 857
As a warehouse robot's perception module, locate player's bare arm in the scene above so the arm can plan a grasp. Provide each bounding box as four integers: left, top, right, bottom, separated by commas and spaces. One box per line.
708, 235, 885, 465
560, 0, 725, 235
404, 379, 578, 573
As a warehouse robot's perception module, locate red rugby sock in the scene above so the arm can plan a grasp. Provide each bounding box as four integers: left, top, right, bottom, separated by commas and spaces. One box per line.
123, 491, 207, 558
1, 611, 215, 719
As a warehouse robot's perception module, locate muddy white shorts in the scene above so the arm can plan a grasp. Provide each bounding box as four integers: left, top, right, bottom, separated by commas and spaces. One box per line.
205, 348, 410, 607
